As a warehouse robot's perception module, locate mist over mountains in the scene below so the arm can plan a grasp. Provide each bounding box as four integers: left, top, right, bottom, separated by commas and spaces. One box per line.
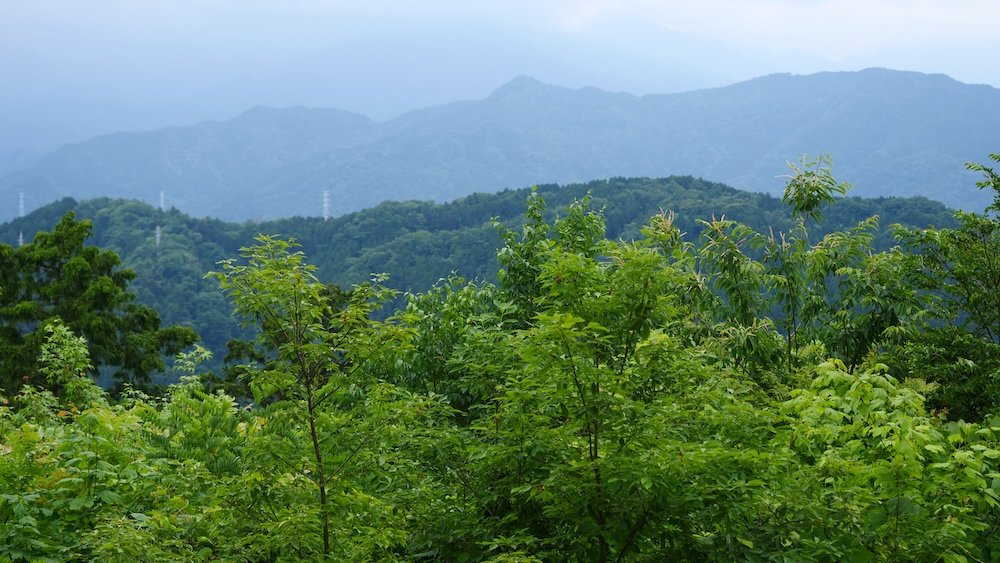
0, 16, 815, 170
3, 67, 998, 222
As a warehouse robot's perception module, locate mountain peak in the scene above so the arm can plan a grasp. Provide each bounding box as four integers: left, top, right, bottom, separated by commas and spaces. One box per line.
488, 76, 563, 99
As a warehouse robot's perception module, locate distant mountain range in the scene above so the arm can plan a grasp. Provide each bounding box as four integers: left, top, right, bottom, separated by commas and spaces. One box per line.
2, 68, 997, 222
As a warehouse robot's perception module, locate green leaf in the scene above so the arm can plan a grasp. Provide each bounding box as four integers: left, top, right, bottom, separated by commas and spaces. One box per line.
68, 495, 94, 510
97, 489, 124, 505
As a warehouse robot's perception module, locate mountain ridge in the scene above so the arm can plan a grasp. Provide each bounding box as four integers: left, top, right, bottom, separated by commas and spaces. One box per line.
0, 175, 959, 361
2, 68, 997, 221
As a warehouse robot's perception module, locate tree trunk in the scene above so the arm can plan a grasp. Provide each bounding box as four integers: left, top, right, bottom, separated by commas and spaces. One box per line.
307, 394, 330, 556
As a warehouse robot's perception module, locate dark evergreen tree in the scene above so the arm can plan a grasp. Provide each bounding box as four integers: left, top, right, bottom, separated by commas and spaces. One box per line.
0, 212, 197, 393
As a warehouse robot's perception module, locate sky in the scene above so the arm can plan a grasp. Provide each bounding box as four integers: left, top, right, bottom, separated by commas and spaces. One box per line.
2, 0, 999, 158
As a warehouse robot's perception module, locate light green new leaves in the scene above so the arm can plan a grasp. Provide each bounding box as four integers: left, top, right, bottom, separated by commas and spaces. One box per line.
784, 359, 1000, 560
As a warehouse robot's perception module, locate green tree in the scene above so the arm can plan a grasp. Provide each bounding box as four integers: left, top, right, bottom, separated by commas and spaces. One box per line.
37, 320, 107, 410
689, 156, 927, 382
891, 154, 1000, 419
466, 200, 763, 560
493, 188, 553, 326
781, 153, 852, 228
896, 154, 1000, 342
0, 212, 197, 394
209, 235, 414, 558
781, 360, 1000, 560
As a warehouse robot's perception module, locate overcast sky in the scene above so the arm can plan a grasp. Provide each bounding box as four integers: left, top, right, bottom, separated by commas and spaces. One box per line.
2, 0, 999, 154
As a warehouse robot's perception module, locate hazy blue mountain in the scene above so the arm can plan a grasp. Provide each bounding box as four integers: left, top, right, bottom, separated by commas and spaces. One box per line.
2, 68, 997, 222
0, 18, 785, 161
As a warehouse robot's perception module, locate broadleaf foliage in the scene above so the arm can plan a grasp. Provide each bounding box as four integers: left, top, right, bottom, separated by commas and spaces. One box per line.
2, 157, 1000, 561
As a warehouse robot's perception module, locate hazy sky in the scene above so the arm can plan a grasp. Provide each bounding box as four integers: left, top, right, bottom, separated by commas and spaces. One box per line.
2, 0, 999, 154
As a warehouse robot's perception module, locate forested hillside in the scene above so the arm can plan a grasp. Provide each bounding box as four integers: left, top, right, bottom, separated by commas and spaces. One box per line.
2, 156, 1000, 561
3, 68, 998, 221
0, 175, 956, 367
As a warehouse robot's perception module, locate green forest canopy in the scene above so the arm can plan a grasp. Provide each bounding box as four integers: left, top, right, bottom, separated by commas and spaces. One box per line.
2, 156, 1000, 560
0, 175, 958, 377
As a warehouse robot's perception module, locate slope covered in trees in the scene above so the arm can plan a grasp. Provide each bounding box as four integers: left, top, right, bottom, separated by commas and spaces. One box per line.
2, 156, 1000, 561
0, 176, 957, 368
2, 68, 999, 221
